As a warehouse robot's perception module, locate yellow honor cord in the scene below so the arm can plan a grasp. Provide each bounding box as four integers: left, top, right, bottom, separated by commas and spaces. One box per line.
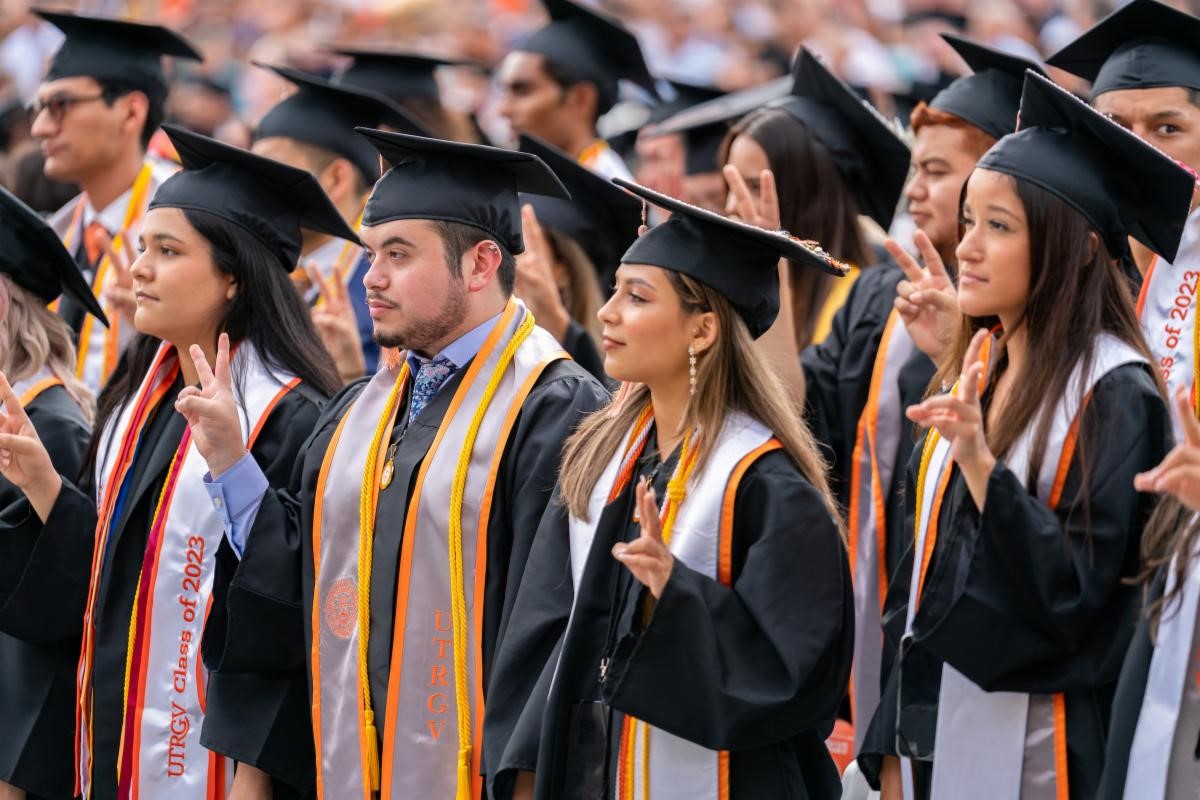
448, 312, 536, 800
912, 427, 942, 544
357, 364, 410, 792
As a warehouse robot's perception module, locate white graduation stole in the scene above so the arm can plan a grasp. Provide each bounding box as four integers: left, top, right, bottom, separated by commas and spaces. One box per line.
568, 410, 779, 800
1137, 208, 1200, 442
311, 299, 566, 800
907, 333, 1145, 800
75, 343, 298, 799
1124, 521, 1200, 798
847, 311, 915, 750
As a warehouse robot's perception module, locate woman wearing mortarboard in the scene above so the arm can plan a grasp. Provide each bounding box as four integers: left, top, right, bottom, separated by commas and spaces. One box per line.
857, 72, 1187, 800
0, 125, 352, 799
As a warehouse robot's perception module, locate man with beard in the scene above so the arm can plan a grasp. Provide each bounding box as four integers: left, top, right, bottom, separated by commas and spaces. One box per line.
184, 131, 609, 797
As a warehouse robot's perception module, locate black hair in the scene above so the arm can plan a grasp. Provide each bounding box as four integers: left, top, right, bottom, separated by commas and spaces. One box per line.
97, 79, 165, 150
431, 220, 517, 295
87, 208, 341, 471
541, 58, 616, 123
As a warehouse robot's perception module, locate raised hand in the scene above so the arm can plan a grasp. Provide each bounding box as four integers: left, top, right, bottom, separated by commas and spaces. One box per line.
906, 328, 995, 507
309, 262, 367, 384
514, 204, 571, 342
887, 230, 958, 363
174, 333, 246, 478
612, 477, 675, 599
722, 164, 781, 231
100, 228, 137, 327
1135, 387, 1200, 511
0, 372, 60, 520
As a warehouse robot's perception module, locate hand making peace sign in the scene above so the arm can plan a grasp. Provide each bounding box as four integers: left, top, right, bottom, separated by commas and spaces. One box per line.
175, 333, 246, 478
611, 477, 676, 599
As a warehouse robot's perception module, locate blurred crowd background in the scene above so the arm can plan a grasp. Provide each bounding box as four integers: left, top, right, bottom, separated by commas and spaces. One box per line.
0, 0, 1193, 211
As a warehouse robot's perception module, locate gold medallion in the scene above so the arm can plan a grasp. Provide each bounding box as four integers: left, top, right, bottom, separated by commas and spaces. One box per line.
380, 458, 395, 489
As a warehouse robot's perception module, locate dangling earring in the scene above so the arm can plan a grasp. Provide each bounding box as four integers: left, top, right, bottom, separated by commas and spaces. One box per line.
688, 344, 697, 396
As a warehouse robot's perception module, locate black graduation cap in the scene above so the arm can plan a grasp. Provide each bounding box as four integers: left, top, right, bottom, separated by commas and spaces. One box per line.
253, 62, 428, 184
332, 47, 476, 103
931, 33, 1045, 140
35, 10, 202, 99
149, 125, 361, 272
648, 80, 726, 124
1046, 0, 1200, 97
768, 49, 911, 229
978, 71, 1194, 261
646, 76, 792, 175
518, 133, 640, 280
356, 128, 569, 254
517, 0, 657, 111
0, 185, 107, 326
613, 177, 848, 338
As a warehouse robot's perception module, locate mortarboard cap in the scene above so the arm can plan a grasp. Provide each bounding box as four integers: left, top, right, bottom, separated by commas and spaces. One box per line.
0, 185, 107, 325
332, 47, 476, 103
978, 70, 1194, 261
931, 33, 1045, 140
150, 125, 360, 272
253, 62, 428, 184
768, 49, 911, 229
1046, 0, 1200, 98
517, 0, 656, 112
356, 128, 569, 254
36, 10, 201, 99
518, 133, 641, 283
614, 176, 848, 338
646, 76, 791, 175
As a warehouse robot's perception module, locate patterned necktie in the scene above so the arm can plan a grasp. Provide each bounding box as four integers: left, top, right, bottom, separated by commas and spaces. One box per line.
83, 221, 109, 269
408, 355, 456, 422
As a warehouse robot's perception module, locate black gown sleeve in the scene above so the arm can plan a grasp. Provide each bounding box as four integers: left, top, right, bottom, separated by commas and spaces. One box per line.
913, 365, 1170, 692
601, 452, 853, 751
200, 388, 332, 794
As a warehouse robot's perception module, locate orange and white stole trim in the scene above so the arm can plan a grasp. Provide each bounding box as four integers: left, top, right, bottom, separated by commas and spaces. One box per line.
1137, 208, 1200, 441
75, 342, 299, 799
906, 333, 1144, 800
846, 310, 915, 750
59, 162, 157, 393
569, 409, 781, 800
6, 367, 64, 409
311, 299, 567, 800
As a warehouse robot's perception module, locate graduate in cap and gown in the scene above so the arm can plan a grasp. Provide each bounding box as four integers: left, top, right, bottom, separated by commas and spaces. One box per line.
32, 11, 202, 394
801, 33, 1043, 757
1049, 0, 1200, 439
721, 49, 911, 354
0, 186, 108, 800
496, 0, 658, 181
332, 46, 485, 143
856, 72, 1186, 800
0, 124, 352, 800
250, 62, 428, 382
483, 179, 854, 800
515, 133, 642, 381
189, 131, 610, 799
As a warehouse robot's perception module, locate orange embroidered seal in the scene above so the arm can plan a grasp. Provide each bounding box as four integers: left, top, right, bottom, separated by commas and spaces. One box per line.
325, 578, 356, 639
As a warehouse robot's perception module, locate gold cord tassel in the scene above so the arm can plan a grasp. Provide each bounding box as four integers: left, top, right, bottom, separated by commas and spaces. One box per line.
365, 709, 381, 792
457, 747, 473, 800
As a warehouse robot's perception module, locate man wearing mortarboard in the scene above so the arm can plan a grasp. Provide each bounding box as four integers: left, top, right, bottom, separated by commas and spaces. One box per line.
31, 11, 201, 394
184, 131, 610, 798
496, 0, 657, 182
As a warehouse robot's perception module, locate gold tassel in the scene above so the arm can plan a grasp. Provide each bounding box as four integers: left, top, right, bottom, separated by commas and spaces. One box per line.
365, 709, 381, 792
456, 747, 472, 800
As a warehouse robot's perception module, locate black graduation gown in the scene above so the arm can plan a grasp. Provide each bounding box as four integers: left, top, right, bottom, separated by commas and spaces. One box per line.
0, 377, 324, 800
560, 319, 609, 386
0, 385, 91, 800
801, 263, 935, 578
202, 358, 608, 795
486, 431, 853, 800
857, 364, 1171, 799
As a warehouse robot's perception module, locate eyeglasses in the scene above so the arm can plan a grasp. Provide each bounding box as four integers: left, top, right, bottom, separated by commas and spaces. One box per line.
29, 93, 108, 124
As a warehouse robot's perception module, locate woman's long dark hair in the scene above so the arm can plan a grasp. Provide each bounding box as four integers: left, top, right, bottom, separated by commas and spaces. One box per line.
86, 208, 341, 470
720, 108, 871, 350
931, 174, 1163, 535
